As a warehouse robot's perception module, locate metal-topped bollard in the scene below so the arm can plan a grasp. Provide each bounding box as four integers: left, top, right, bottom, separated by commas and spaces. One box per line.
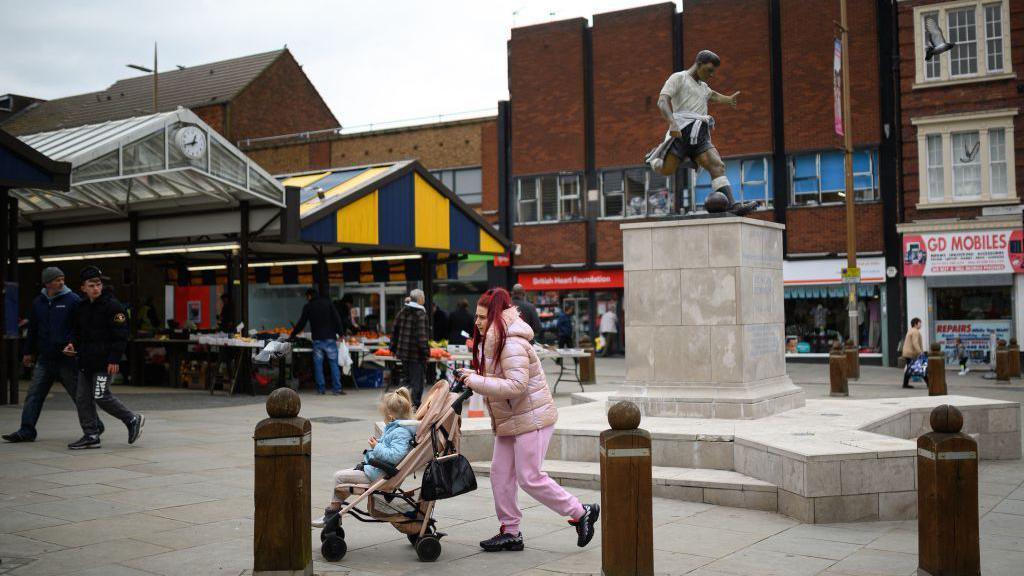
1009, 338, 1021, 378
254, 388, 312, 576
601, 401, 653, 576
927, 342, 946, 396
918, 405, 979, 576
996, 339, 1010, 382
844, 339, 860, 380
829, 341, 848, 397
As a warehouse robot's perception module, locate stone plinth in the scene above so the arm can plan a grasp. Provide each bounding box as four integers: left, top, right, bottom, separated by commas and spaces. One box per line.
613, 217, 804, 419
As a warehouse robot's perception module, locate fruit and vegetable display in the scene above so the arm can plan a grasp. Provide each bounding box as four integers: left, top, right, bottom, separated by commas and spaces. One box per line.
429, 348, 451, 359
373, 348, 394, 357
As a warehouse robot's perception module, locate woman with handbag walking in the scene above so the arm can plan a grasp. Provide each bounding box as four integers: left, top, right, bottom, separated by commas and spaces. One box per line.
454, 288, 599, 553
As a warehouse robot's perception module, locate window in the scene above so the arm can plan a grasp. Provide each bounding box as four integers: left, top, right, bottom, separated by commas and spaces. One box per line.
600, 167, 674, 218
926, 135, 945, 202
951, 132, 982, 198
0, 95, 11, 112
915, 1, 1011, 85
691, 156, 773, 210
430, 167, 482, 205
947, 7, 978, 77
515, 173, 583, 223
789, 150, 878, 206
913, 110, 1018, 206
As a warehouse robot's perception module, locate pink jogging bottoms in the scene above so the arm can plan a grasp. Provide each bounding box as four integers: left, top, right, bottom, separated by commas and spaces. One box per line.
490, 424, 585, 535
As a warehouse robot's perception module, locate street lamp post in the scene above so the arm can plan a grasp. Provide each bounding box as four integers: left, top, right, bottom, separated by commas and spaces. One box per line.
839, 0, 858, 347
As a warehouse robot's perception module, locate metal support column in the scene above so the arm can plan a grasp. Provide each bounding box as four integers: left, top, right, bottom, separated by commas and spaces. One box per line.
128, 212, 140, 386
239, 201, 251, 396
422, 254, 436, 329
1, 189, 12, 405
315, 247, 329, 298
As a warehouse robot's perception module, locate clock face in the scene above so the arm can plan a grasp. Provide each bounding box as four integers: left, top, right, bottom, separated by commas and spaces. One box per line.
175, 126, 207, 160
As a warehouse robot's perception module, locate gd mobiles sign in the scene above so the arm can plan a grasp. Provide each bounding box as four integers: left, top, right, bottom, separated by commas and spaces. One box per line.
903, 229, 1024, 277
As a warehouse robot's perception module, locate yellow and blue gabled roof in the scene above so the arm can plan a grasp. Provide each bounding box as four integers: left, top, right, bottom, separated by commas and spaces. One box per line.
279, 160, 508, 255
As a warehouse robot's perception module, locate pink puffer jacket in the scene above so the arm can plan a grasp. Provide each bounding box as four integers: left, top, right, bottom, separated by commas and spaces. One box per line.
465, 307, 558, 437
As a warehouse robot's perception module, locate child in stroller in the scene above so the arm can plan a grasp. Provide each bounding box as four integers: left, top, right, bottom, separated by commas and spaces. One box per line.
313, 387, 418, 528
317, 380, 474, 562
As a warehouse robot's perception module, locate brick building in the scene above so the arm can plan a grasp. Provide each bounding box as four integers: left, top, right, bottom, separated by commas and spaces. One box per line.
1, 49, 339, 144
895, 0, 1023, 368
494, 0, 904, 363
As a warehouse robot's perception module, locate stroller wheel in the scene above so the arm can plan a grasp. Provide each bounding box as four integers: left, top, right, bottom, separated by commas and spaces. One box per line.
407, 533, 419, 546
321, 535, 347, 562
415, 535, 442, 562
320, 526, 345, 543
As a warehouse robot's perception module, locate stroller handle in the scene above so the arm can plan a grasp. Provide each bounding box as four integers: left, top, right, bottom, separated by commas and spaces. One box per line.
451, 387, 474, 413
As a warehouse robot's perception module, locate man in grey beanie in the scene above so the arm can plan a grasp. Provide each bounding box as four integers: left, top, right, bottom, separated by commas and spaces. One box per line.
3, 267, 100, 442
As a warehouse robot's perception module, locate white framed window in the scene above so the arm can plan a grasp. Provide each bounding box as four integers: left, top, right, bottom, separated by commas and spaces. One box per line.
691, 156, 773, 210
600, 167, 674, 218
515, 173, 583, 223
913, 109, 1018, 207
914, 1, 1012, 86
789, 150, 878, 206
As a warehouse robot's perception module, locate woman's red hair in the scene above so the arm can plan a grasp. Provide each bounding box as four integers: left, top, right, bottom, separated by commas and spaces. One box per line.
471, 288, 513, 373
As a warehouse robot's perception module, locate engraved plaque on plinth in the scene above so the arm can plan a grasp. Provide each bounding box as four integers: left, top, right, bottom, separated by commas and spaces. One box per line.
613, 217, 804, 419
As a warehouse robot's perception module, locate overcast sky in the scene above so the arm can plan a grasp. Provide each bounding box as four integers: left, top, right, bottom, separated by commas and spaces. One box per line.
2, 0, 681, 130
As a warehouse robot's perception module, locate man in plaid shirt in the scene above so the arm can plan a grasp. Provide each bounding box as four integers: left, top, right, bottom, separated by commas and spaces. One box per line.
390, 289, 430, 407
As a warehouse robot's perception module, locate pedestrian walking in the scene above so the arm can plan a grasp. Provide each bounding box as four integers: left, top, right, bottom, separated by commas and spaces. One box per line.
390, 289, 429, 408
901, 317, 927, 390
432, 302, 449, 342
3, 267, 101, 443
65, 266, 144, 450
556, 305, 574, 349
290, 288, 346, 395
454, 288, 599, 552
511, 284, 541, 343
956, 338, 970, 376
599, 305, 619, 357
448, 299, 474, 345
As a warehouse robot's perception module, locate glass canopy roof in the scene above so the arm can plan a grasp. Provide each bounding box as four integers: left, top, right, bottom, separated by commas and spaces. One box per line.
13, 108, 284, 219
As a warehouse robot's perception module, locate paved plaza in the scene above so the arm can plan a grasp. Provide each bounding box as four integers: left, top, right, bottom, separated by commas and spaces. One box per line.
1, 359, 1023, 576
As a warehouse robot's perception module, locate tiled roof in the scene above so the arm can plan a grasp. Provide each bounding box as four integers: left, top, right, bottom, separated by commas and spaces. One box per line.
2, 49, 285, 135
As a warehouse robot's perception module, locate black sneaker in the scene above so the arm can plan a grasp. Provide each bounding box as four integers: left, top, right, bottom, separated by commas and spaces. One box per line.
569, 504, 600, 547
729, 201, 759, 216
68, 435, 101, 450
127, 414, 145, 445
332, 390, 347, 396
2, 431, 34, 443
480, 527, 524, 552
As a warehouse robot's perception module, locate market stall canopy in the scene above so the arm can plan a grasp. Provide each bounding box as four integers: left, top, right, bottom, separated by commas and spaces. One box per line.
0, 128, 71, 190
280, 160, 509, 255
12, 108, 284, 221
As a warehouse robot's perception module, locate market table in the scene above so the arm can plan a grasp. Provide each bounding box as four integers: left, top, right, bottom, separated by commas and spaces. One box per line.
539, 348, 591, 394
128, 338, 194, 389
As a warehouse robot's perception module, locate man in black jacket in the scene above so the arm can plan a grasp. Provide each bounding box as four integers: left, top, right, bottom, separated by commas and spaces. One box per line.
290, 288, 346, 395
64, 267, 144, 450
447, 298, 474, 345
512, 284, 542, 343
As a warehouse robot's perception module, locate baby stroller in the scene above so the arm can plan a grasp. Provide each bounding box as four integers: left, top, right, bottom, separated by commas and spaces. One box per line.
320, 380, 475, 562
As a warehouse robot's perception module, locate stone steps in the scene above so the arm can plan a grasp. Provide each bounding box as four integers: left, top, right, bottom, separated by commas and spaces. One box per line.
471, 459, 779, 512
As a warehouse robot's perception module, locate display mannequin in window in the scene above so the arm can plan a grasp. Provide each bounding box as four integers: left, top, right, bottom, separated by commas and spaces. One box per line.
650, 50, 759, 216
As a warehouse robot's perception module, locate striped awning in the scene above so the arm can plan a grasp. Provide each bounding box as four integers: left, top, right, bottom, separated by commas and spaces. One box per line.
279, 160, 508, 255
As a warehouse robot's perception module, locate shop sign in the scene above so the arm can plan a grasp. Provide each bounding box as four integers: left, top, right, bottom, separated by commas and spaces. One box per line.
494, 254, 511, 267
518, 269, 624, 291
903, 229, 1024, 277
934, 320, 1012, 367
784, 257, 885, 285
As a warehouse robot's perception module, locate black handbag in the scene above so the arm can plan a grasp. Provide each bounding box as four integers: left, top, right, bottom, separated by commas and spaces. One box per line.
420, 424, 476, 501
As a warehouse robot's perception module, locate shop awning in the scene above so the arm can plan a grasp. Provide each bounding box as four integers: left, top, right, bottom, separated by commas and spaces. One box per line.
279, 160, 509, 255
12, 108, 284, 221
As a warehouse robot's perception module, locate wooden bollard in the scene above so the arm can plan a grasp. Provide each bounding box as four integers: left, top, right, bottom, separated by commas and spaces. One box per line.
918, 405, 979, 576
927, 342, 947, 396
1009, 338, 1021, 378
254, 388, 312, 576
829, 341, 848, 397
996, 340, 1010, 382
601, 401, 653, 576
844, 339, 860, 380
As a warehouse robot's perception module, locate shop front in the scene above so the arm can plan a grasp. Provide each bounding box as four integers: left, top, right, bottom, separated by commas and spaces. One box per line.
899, 221, 1024, 368
783, 256, 889, 363
516, 268, 624, 348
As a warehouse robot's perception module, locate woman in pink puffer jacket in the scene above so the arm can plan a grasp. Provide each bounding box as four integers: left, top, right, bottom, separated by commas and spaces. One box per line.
456, 288, 599, 553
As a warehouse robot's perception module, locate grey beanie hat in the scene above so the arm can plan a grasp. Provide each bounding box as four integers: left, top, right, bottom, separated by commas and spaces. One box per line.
41, 267, 65, 284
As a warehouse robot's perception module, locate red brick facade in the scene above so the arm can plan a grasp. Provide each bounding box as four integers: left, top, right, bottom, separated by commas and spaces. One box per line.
516, 222, 588, 266
228, 51, 339, 143
898, 0, 1024, 222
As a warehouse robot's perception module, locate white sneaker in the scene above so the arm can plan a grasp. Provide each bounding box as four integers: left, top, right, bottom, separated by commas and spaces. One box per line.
958, 370, 966, 376
964, 367, 970, 374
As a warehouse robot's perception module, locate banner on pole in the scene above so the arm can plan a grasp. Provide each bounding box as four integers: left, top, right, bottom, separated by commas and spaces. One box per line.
833, 38, 844, 137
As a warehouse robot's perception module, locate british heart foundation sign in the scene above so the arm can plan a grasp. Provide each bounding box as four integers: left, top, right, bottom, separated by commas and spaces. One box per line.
518, 270, 624, 291
903, 229, 1024, 277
